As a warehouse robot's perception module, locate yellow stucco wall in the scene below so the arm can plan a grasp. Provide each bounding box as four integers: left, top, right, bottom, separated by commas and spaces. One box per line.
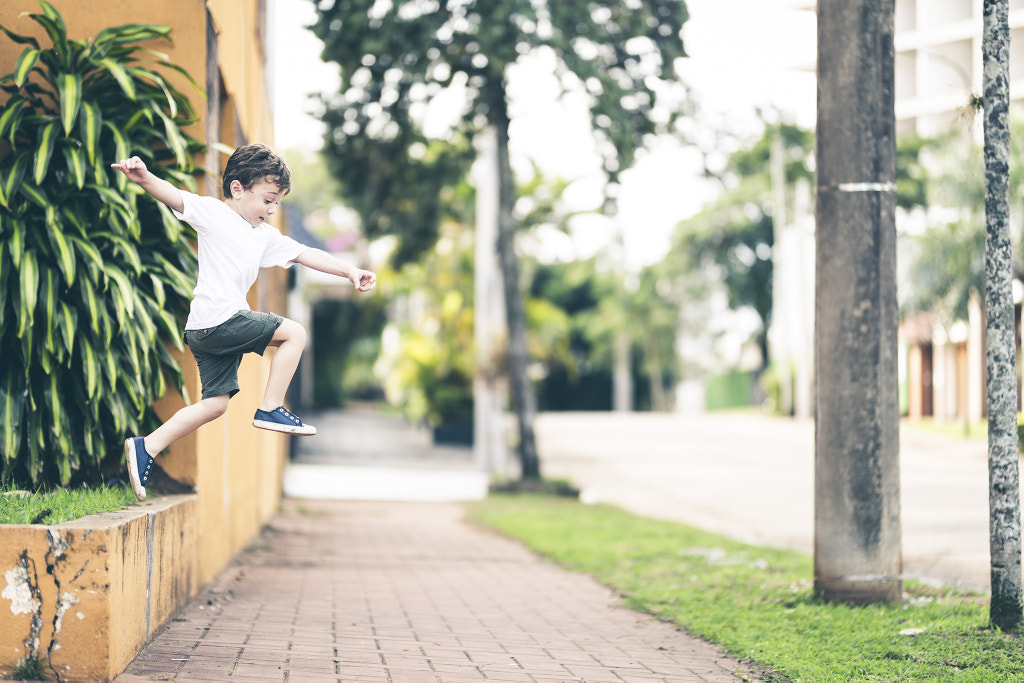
0, 496, 198, 681
0, 1, 292, 678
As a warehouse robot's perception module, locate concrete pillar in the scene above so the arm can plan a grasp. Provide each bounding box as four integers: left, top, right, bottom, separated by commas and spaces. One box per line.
814, 0, 902, 603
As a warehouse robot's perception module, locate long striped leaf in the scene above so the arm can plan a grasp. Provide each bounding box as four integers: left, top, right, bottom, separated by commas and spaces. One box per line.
29, 2, 70, 70
86, 182, 131, 214
86, 26, 162, 61
0, 241, 6, 328
93, 24, 170, 48
133, 300, 156, 352
0, 98, 26, 146
1, 374, 26, 458
106, 267, 136, 320
103, 393, 127, 435
0, 380, 16, 457
106, 121, 129, 163
155, 253, 195, 298
33, 121, 59, 184
82, 339, 98, 399
149, 273, 166, 309
60, 207, 87, 237
9, 220, 24, 269
149, 358, 167, 401
39, 346, 52, 375
68, 235, 104, 281
56, 73, 82, 136
54, 386, 73, 483
157, 201, 183, 241
120, 325, 142, 381
40, 269, 58, 353
14, 48, 40, 88
103, 121, 129, 191
0, 24, 40, 50
46, 212, 75, 285
78, 272, 100, 334
17, 250, 38, 339
26, 426, 42, 482
0, 153, 28, 209
128, 67, 176, 118
19, 182, 48, 208
103, 345, 118, 394
152, 61, 205, 101
97, 230, 143, 274
58, 301, 76, 356
78, 101, 101, 164
156, 109, 188, 167
62, 144, 86, 189
98, 58, 136, 100
123, 108, 151, 133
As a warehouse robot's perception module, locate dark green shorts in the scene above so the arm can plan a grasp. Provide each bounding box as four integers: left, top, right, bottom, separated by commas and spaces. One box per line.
183, 310, 283, 399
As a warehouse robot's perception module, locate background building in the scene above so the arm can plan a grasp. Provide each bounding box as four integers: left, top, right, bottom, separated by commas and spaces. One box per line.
895, 0, 1024, 137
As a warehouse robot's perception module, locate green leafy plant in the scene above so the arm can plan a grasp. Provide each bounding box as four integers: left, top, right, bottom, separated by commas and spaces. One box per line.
0, 1, 202, 487
377, 223, 476, 428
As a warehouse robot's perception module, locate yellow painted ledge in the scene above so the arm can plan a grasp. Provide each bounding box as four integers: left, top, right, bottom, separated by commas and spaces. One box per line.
0, 494, 199, 682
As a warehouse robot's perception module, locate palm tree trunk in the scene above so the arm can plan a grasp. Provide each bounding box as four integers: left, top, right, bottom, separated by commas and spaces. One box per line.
982, 0, 1023, 631
490, 80, 540, 480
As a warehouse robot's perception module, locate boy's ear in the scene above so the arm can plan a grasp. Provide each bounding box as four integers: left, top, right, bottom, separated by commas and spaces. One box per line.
229, 179, 244, 198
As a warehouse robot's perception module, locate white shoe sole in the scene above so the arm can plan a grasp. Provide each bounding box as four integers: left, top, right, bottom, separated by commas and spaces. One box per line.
252, 419, 317, 436
125, 439, 147, 501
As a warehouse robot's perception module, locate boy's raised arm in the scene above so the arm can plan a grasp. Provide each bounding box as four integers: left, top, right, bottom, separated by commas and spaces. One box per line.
110, 156, 185, 214
293, 247, 377, 293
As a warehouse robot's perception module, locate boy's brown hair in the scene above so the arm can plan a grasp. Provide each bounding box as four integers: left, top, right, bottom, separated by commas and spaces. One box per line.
221, 143, 292, 196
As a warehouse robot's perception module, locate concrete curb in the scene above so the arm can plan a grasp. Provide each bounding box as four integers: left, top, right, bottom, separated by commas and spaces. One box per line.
0, 494, 198, 681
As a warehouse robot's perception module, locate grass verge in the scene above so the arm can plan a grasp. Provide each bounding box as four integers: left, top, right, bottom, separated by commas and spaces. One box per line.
468, 495, 1023, 682
1, 483, 137, 525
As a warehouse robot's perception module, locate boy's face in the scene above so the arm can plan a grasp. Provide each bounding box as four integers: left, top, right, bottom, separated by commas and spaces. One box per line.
229, 177, 286, 227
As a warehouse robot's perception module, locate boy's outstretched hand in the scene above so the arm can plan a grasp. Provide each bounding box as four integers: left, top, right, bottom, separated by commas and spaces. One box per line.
110, 156, 149, 183
351, 268, 376, 293
109, 156, 185, 213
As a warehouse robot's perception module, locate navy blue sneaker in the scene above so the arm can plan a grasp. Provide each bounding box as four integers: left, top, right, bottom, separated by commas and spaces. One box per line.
124, 437, 154, 501
253, 406, 317, 436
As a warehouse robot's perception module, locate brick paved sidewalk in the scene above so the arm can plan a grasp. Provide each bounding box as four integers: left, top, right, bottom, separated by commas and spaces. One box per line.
117, 500, 754, 682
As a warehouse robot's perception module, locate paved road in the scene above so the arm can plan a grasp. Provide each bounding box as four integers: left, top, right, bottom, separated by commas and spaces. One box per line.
534, 412, 996, 593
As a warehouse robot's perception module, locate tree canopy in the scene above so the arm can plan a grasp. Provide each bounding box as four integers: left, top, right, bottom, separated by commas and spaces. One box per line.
310, 0, 689, 262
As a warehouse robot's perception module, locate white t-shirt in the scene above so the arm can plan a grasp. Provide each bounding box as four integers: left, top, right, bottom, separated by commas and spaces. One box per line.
173, 190, 306, 330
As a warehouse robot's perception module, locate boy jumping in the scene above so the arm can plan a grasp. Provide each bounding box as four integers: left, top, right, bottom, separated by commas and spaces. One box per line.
112, 143, 376, 501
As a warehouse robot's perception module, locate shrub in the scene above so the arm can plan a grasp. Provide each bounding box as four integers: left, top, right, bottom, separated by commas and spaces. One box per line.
0, 1, 202, 486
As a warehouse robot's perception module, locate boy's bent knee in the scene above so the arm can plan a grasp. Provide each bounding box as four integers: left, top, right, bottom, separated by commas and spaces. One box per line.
201, 395, 230, 418
272, 318, 306, 347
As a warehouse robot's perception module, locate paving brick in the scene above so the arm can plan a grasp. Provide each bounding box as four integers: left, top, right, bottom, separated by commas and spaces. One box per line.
117, 500, 751, 683
228, 663, 286, 679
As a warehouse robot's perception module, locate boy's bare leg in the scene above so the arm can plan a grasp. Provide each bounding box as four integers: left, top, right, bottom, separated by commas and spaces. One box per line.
144, 394, 230, 455
259, 318, 306, 412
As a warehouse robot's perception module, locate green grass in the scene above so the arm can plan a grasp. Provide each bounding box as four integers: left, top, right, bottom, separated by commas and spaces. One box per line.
10, 654, 46, 680
468, 495, 1024, 682
0, 483, 137, 525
